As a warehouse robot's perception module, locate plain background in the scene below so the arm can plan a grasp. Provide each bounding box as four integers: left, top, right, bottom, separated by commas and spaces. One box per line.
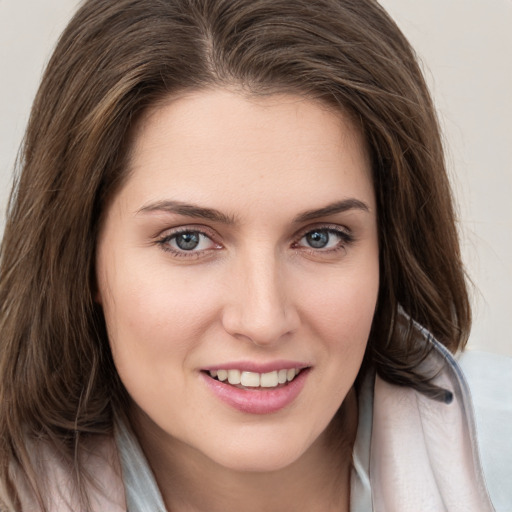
0, 0, 511, 355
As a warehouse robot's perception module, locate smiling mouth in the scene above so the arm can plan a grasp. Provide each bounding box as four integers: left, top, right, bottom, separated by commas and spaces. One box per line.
204, 368, 305, 390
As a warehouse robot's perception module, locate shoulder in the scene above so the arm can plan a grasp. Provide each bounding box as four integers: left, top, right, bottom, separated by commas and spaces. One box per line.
6, 434, 126, 512
367, 336, 510, 511
458, 350, 512, 512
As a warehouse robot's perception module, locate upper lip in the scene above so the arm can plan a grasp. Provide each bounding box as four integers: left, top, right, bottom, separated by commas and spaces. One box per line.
201, 360, 311, 373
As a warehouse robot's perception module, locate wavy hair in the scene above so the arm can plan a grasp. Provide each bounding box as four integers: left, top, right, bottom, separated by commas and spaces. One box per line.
0, 0, 470, 508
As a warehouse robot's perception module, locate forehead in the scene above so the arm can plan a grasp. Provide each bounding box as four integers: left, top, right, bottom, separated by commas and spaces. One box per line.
115, 89, 374, 218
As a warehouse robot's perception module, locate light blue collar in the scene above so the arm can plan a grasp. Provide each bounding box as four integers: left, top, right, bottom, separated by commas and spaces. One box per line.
115, 418, 167, 512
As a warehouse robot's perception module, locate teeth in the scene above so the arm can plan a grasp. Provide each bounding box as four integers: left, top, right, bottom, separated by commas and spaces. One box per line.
260, 370, 278, 388
241, 371, 260, 387
208, 368, 301, 388
227, 369, 241, 385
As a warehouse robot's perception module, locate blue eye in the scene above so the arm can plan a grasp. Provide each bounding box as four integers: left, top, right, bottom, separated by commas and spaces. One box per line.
174, 232, 201, 250
305, 230, 329, 248
298, 228, 351, 250
160, 230, 217, 253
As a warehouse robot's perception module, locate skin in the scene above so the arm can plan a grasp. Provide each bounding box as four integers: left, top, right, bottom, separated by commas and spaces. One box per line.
96, 89, 379, 511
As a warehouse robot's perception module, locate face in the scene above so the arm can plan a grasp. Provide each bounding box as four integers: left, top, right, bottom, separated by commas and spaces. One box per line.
96, 89, 379, 472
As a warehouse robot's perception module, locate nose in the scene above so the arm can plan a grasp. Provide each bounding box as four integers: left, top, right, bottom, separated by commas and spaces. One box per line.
221, 250, 300, 347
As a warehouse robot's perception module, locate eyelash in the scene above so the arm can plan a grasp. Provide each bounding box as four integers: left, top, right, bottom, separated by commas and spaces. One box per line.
155, 225, 354, 259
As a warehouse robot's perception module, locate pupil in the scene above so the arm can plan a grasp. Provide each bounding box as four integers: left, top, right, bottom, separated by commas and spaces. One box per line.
176, 232, 200, 250
307, 230, 328, 248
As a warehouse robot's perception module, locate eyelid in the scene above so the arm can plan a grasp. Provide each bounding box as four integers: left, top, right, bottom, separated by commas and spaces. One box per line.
154, 223, 219, 241
294, 223, 353, 241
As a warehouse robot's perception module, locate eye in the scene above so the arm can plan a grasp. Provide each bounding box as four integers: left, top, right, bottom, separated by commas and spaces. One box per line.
296, 227, 352, 251
158, 229, 219, 254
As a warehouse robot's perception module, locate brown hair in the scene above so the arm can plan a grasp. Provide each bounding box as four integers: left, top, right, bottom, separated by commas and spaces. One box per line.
0, 0, 470, 507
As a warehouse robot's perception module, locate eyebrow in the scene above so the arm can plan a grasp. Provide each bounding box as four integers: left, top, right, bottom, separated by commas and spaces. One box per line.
137, 200, 237, 224
293, 199, 370, 223
137, 198, 370, 224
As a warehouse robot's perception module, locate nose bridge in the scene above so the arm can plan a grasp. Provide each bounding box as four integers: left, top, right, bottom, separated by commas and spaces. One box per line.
223, 246, 297, 345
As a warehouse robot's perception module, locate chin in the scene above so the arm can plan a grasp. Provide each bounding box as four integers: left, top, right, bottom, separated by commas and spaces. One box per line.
214, 451, 302, 473
201, 430, 316, 473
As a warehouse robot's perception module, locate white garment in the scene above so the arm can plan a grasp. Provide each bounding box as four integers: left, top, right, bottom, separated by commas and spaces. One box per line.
349, 341, 512, 511
115, 420, 167, 512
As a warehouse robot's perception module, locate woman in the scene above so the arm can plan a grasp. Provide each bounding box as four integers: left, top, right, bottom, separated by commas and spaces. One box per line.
0, 0, 507, 510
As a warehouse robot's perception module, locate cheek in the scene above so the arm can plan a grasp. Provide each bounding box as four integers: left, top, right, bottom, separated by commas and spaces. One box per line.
99, 258, 227, 377
301, 262, 379, 344
296, 257, 379, 410
293, 263, 378, 438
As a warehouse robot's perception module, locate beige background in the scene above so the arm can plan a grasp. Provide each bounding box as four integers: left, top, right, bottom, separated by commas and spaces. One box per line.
1, 1, 511, 355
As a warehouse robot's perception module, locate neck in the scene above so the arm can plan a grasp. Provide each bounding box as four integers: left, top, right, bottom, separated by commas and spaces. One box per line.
132, 389, 358, 512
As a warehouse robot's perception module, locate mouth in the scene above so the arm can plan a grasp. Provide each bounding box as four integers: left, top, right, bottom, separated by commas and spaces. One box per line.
200, 365, 311, 414
203, 367, 305, 390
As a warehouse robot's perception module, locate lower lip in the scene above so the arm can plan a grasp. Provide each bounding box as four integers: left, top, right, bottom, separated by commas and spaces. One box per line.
201, 369, 310, 415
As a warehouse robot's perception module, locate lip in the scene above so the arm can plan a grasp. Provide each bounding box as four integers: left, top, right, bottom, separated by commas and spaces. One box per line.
201, 360, 310, 373
201, 366, 310, 415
